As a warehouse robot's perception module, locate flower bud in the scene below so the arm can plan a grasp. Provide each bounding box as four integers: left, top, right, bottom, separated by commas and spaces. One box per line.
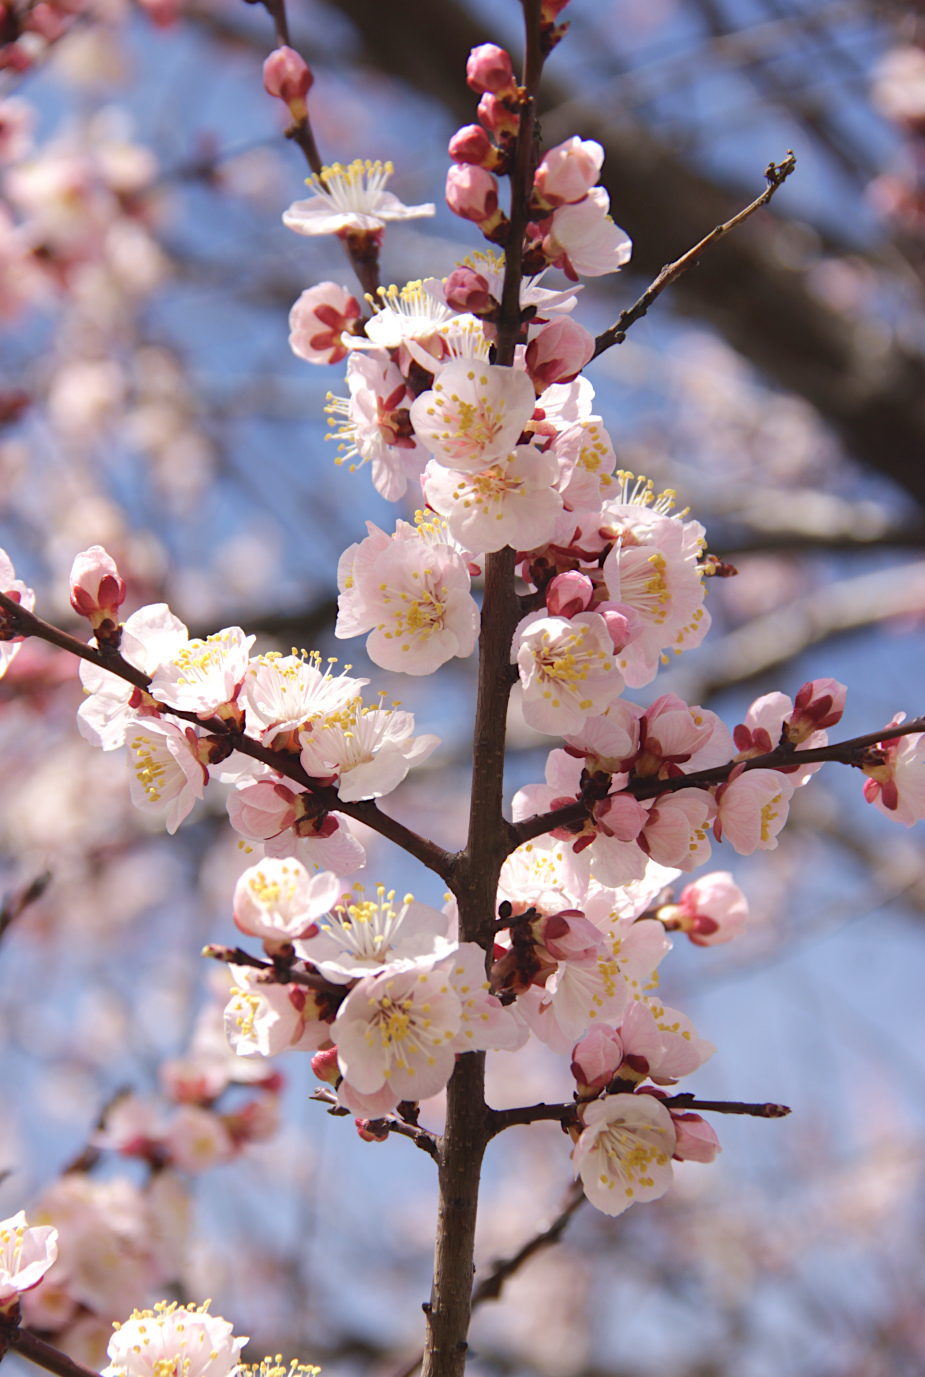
785, 677, 847, 744
596, 601, 642, 652
448, 124, 497, 168
69, 544, 126, 639
311, 1046, 340, 1086
670, 1112, 721, 1162
263, 46, 313, 121
546, 570, 594, 618
443, 267, 493, 315
355, 1117, 389, 1143
659, 871, 748, 947
477, 92, 520, 138
571, 1025, 624, 1093
445, 163, 498, 223
540, 910, 601, 961
525, 317, 595, 388
534, 137, 604, 209
466, 43, 517, 97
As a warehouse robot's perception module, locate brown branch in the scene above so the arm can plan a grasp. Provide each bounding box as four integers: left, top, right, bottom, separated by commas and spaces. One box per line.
509, 716, 925, 848
309, 1090, 441, 1162
660, 1094, 791, 1119
201, 944, 347, 993
488, 1095, 791, 1134
591, 151, 797, 357
0, 1322, 103, 1377
0, 871, 51, 944
0, 591, 454, 882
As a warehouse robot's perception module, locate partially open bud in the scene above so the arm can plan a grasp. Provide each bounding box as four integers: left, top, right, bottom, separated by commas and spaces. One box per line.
546, 570, 594, 618
263, 45, 313, 122
311, 1046, 340, 1086
784, 678, 847, 744
466, 43, 517, 97
448, 124, 502, 171
477, 92, 520, 138
69, 544, 126, 644
444, 266, 494, 315
670, 1112, 721, 1162
658, 871, 748, 947
571, 1025, 624, 1096
534, 136, 604, 209
525, 316, 595, 388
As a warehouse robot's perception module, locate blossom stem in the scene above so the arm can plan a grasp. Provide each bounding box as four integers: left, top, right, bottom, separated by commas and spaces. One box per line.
592, 152, 797, 358
0, 1324, 102, 1377
0, 590, 453, 881
508, 715, 925, 848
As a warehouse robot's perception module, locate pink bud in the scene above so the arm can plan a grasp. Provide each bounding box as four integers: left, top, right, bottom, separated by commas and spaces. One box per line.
69, 545, 126, 633
466, 43, 517, 97
525, 316, 595, 388
786, 678, 847, 743
444, 267, 493, 315
263, 46, 313, 118
534, 137, 604, 208
311, 1047, 340, 1086
596, 601, 643, 652
593, 792, 647, 841
541, 910, 601, 960
445, 163, 499, 224
355, 1117, 389, 1143
448, 124, 496, 168
477, 92, 520, 138
671, 1112, 721, 1163
571, 1025, 624, 1091
546, 570, 594, 618
666, 871, 748, 947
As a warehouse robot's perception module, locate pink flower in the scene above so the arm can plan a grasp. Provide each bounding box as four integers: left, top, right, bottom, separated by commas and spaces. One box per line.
263, 46, 313, 119
671, 1112, 722, 1163
534, 137, 604, 208
862, 717, 925, 826
295, 885, 454, 983
410, 359, 536, 472
448, 125, 498, 169
335, 517, 479, 675
734, 690, 823, 787
565, 702, 641, 774
0, 1212, 58, 1310
148, 626, 254, 722
289, 281, 360, 365
572, 1093, 676, 1216
714, 768, 794, 853
299, 697, 439, 801
550, 417, 617, 510
525, 317, 595, 389
78, 603, 188, 750
445, 163, 499, 225
68, 544, 126, 633
466, 44, 517, 97
161, 1106, 234, 1174
228, 782, 366, 874
102, 1303, 247, 1377
423, 445, 563, 555
126, 720, 208, 834
225, 966, 342, 1058
283, 159, 434, 238
662, 870, 748, 946
546, 570, 594, 618
0, 545, 36, 680
233, 857, 340, 951
543, 187, 632, 278
620, 999, 715, 1083
639, 788, 715, 871
636, 693, 734, 778
513, 609, 625, 735
325, 349, 427, 501
786, 677, 847, 743
443, 266, 493, 314
477, 92, 519, 137
571, 1024, 624, 1092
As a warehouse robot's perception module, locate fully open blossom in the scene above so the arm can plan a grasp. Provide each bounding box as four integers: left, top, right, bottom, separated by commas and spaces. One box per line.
0, 1211, 58, 1309
359, 280, 455, 356
69, 544, 126, 631
233, 858, 340, 950
423, 445, 562, 554
639, 787, 715, 871
102, 1302, 247, 1377
299, 697, 439, 801
225, 967, 341, 1058
618, 999, 716, 1084
550, 417, 617, 510
409, 360, 536, 473
289, 281, 360, 365
227, 780, 366, 874
334, 965, 461, 1108
0, 546, 36, 680
659, 870, 748, 946
444, 942, 528, 1053
862, 717, 925, 825
572, 1093, 676, 1216
283, 160, 434, 237
513, 610, 625, 735
534, 137, 604, 208
243, 651, 368, 745
295, 884, 454, 983
714, 768, 794, 853
543, 187, 633, 279
78, 603, 188, 750
636, 694, 734, 778
325, 350, 427, 501
127, 720, 208, 834
336, 517, 479, 675
148, 627, 254, 721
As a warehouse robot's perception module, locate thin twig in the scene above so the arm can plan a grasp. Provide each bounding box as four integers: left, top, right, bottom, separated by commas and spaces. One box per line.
309, 1091, 441, 1162
592, 151, 797, 358
0, 871, 51, 944
488, 1095, 790, 1133
661, 1093, 791, 1118
471, 1180, 586, 1304
509, 715, 925, 849
0, 1323, 103, 1377
0, 591, 454, 881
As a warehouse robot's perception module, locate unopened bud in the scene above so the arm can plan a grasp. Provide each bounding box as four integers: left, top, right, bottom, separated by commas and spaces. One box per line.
671, 1112, 721, 1162
466, 43, 517, 97
534, 136, 603, 209
448, 124, 498, 169
355, 1117, 389, 1143
571, 1025, 624, 1094
69, 544, 126, 642
445, 163, 498, 223
525, 316, 595, 388
477, 92, 520, 138
311, 1046, 340, 1086
546, 570, 594, 618
444, 266, 493, 315
263, 45, 313, 121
